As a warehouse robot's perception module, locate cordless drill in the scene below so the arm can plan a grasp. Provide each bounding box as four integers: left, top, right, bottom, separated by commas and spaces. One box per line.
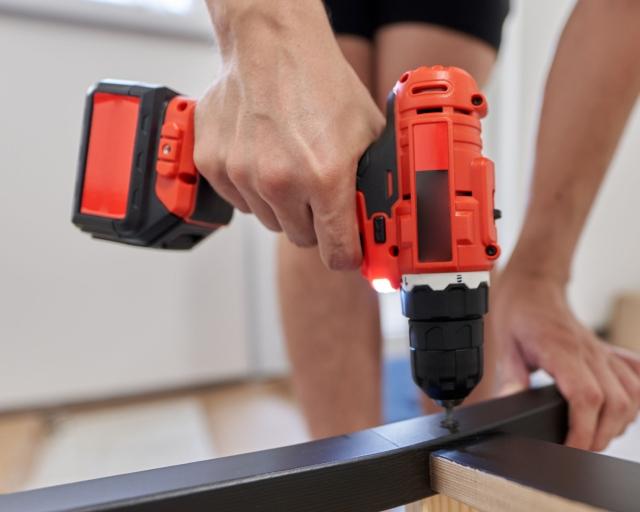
72, 67, 500, 419
355, 66, 500, 422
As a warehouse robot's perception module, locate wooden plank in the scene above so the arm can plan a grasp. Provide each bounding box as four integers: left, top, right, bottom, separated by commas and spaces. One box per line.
0, 385, 566, 512
610, 293, 640, 351
408, 494, 479, 512
431, 434, 640, 512
0, 414, 48, 493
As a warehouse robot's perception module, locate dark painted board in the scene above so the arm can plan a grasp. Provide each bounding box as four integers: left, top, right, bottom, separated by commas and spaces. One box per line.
0, 386, 567, 512
433, 435, 640, 512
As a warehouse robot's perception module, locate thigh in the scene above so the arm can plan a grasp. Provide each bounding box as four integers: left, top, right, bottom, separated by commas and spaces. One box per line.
373, 0, 508, 106
324, 0, 376, 93
337, 35, 375, 93
374, 24, 498, 107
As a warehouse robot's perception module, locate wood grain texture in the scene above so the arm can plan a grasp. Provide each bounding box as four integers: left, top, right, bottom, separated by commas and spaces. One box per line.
0, 414, 48, 493
0, 386, 567, 512
431, 435, 640, 512
409, 494, 478, 512
431, 455, 599, 512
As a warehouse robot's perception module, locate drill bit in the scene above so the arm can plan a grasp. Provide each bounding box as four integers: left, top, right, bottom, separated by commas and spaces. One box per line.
439, 399, 462, 432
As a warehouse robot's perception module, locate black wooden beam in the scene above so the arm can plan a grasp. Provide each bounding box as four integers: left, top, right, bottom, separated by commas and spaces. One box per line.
432, 434, 640, 512
0, 385, 567, 512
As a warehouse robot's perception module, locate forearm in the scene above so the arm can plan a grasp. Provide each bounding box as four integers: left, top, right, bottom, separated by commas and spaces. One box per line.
509, 0, 640, 283
204, 0, 335, 61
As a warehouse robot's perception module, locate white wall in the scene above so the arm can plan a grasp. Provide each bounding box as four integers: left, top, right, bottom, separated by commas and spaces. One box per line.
514, 0, 640, 329
0, 13, 265, 408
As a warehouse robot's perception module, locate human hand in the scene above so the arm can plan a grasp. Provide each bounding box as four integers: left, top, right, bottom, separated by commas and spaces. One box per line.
195, 1, 384, 270
491, 267, 640, 451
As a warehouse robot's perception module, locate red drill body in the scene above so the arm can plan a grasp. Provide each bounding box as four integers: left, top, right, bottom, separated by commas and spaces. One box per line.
356, 66, 499, 289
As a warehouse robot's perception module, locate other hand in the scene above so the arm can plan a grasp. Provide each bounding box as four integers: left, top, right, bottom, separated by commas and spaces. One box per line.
491, 267, 640, 451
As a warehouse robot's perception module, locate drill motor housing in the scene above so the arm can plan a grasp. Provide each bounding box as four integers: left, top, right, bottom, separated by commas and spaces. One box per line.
356, 66, 500, 405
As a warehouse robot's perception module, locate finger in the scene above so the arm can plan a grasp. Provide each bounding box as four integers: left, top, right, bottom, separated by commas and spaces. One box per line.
496, 340, 530, 397
193, 139, 251, 213
237, 186, 282, 232
227, 166, 282, 232
203, 170, 250, 213
610, 345, 640, 374
549, 355, 603, 450
310, 174, 361, 271
609, 355, 640, 422
588, 350, 633, 451
253, 166, 317, 247
271, 202, 317, 247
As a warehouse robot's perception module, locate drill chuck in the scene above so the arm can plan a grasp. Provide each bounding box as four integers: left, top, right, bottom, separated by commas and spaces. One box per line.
401, 273, 489, 404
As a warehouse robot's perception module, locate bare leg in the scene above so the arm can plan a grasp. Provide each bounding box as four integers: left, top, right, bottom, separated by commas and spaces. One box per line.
374, 24, 498, 414
278, 35, 382, 439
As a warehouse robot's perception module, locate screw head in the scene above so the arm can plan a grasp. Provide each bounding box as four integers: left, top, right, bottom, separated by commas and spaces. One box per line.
162, 144, 172, 155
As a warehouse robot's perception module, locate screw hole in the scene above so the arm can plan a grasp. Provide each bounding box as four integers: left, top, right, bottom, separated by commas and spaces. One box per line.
485, 245, 498, 257
399, 72, 409, 83
177, 101, 188, 112
471, 94, 484, 106
389, 246, 399, 257
178, 172, 197, 185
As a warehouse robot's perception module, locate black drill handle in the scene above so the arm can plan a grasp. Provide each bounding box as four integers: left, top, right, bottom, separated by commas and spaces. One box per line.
356, 93, 399, 219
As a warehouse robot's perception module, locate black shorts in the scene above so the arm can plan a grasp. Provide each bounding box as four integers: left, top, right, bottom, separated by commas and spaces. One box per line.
324, 0, 509, 51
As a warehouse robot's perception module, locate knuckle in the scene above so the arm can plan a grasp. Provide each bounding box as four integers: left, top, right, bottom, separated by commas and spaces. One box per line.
257, 167, 293, 200
227, 161, 250, 187
609, 395, 633, 416
580, 386, 605, 408
569, 382, 604, 410
315, 165, 345, 191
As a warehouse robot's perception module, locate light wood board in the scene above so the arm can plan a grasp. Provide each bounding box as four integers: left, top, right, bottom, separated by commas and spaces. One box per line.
610, 292, 640, 351
407, 494, 478, 512
430, 455, 600, 512
428, 434, 640, 512
0, 414, 48, 493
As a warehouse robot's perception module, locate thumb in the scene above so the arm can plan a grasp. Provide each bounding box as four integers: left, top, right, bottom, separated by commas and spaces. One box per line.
496, 343, 530, 397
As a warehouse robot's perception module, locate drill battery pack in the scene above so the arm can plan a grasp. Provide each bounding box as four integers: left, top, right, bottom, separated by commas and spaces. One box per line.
72, 80, 232, 249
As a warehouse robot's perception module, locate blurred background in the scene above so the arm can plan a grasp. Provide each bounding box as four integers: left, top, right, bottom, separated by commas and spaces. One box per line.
1, 0, 639, 495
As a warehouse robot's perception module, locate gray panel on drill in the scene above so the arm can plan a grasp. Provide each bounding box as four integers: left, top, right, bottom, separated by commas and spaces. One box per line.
0, 386, 566, 512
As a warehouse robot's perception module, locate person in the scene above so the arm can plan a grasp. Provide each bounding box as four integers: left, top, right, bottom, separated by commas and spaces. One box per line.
195, 0, 640, 451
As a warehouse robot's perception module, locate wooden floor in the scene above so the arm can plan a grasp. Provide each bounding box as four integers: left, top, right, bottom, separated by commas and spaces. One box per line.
0, 379, 309, 494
